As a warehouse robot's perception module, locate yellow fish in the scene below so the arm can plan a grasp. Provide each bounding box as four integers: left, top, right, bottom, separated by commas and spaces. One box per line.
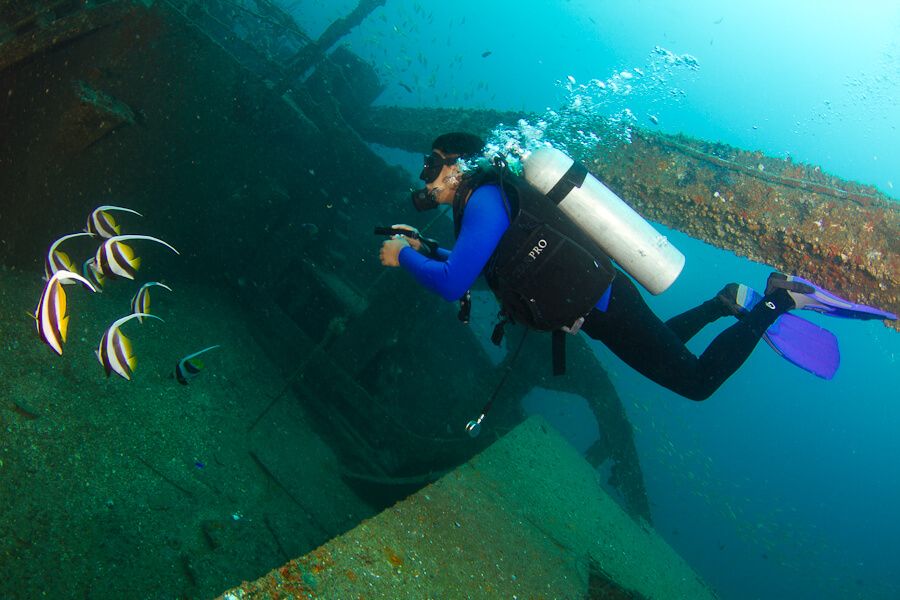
130, 281, 173, 323
86, 205, 143, 239
94, 234, 179, 280
33, 270, 97, 355
82, 257, 106, 291
96, 313, 163, 380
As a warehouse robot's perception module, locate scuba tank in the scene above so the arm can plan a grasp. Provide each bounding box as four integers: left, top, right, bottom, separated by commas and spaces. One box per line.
523, 147, 685, 295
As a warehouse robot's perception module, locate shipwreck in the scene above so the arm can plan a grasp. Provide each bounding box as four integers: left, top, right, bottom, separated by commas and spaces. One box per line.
0, 0, 896, 597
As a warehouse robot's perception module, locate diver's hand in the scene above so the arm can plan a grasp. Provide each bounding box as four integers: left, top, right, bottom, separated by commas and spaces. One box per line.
380, 237, 410, 267
391, 224, 423, 251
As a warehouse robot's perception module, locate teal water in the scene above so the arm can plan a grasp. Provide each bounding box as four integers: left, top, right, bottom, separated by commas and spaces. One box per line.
3, 1, 898, 598
293, 1, 900, 598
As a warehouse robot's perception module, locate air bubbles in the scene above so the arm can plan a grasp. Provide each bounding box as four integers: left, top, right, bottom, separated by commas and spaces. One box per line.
483, 46, 700, 167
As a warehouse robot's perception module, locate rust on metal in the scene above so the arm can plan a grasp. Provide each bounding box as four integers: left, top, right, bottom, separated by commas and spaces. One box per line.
590, 130, 898, 330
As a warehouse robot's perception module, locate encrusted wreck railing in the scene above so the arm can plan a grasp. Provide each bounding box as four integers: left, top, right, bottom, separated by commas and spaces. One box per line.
356, 106, 900, 330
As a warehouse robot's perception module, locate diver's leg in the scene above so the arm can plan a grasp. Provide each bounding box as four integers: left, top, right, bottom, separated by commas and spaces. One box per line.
665, 299, 729, 343
582, 273, 793, 401
665, 284, 750, 343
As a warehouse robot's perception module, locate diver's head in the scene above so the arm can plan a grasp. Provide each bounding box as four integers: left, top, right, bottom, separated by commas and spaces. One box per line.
412, 132, 485, 211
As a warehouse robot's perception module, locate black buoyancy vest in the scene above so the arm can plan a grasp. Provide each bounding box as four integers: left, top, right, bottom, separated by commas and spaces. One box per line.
455, 169, 616, 333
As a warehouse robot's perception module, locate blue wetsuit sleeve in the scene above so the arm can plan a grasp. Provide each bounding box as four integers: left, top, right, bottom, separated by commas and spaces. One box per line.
399, 185, 509, 301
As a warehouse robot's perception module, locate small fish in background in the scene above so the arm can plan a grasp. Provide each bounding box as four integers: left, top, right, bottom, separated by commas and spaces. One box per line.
648, 114, 660, 125
131, 281, 173, 322
82, 256, 106, 291
96, 313, 162, 380
175, 345, 220, 385
86, 205, 143, 239
398, 82, 413, 93
44, 232, 95, 281
298, 222, 319, 237
481, 50, 492, 58
94, 234, 179, 280
33, 270, 97, 355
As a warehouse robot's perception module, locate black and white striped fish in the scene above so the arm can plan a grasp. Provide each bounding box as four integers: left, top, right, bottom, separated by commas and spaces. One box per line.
94, 234, 179, 280
82, 257, 106, 291
174, 345, 220, 385
96, 313, 162, 380
131, 281, 173, 322
33, 270, 97, 355
86, 205, 143, 239
44, 232, 94, 281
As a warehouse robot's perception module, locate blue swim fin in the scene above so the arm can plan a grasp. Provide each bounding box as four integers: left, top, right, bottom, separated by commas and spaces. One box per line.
766, 273, 898, 321
733, 284, 840, 380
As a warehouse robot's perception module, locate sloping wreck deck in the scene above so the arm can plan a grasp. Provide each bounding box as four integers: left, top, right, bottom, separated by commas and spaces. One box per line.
220, 417, 716, 600
0, 0, 895, 597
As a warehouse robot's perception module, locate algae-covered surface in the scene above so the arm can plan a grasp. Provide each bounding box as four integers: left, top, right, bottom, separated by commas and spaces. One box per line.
222, 416, 717, 600
0, 267, 376, 598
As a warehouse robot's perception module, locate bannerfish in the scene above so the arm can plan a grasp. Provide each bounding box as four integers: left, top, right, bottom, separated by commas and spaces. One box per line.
131, 281, 173, 322
96, 313, 162, 380
94, 234, 179, 280
33, 270, 98, 355
44, 232, 94, 281
175, 345, 221, 385
86, 205, 143, 239
82, 257, 106, 291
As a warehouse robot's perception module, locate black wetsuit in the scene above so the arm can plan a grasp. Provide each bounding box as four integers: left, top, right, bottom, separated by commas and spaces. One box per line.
582, 268, 792, 400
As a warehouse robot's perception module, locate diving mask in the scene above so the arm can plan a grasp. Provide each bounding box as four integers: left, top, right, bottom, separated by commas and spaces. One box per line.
419, 151, 459, 183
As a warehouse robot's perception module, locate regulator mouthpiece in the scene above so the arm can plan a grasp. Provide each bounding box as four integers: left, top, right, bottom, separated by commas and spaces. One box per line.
411, 187, 438, 211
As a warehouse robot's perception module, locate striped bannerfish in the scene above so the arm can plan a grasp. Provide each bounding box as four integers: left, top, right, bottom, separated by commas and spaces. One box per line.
44, 232, 94, 282
131, 282, 173, 322
82, 257, 106, 291
174, 345, 221, 385
96, 313, 163, 380
86, 205, 143, 239
33, 270, 98, 355
94, 234, 179, 280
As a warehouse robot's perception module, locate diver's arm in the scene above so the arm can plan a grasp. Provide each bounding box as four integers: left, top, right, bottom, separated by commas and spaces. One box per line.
398, 186, 509, 301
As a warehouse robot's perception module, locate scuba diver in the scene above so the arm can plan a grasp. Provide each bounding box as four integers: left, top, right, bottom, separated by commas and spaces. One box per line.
378, 132, 896, 402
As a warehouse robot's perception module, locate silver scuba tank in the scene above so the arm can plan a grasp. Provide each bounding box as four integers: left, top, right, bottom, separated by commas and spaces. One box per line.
523, 147, 685, 295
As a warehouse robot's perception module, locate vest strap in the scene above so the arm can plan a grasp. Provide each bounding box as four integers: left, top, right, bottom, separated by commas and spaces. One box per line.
552, 330, 566, 376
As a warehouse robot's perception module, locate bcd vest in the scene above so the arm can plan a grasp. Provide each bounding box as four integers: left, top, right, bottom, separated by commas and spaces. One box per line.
454, 169, 616, 334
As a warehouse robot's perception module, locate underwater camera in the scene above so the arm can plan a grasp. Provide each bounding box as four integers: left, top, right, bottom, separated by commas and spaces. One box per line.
373, 226, 439, 257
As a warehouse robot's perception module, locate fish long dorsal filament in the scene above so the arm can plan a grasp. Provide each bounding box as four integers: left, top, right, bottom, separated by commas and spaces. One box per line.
108, 312, 164, 332
107, 235, 179, 256
132, 281, 173, 322
87, 205, 144, 238
182, 345, 221, 362
176, 345, 220, 384
96, 235, 179, 279
45, 232, 95, 280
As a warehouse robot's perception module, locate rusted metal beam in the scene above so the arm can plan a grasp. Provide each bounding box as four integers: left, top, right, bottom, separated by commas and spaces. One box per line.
591, 130, 898, 330
358, 106, 899, 330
